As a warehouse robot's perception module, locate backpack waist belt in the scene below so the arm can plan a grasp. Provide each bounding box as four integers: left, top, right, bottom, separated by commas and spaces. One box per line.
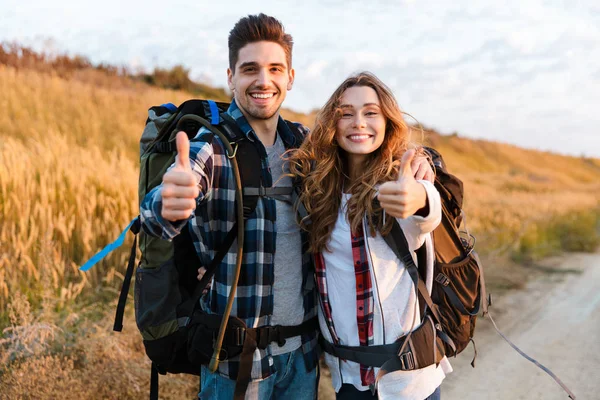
234, 317, 318, 399
320, 316, 444, 373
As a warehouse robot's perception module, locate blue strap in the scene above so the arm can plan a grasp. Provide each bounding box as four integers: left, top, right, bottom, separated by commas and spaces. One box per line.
79, 218, 137, 272
161, 103, 177, 112
207, 100, 220, 125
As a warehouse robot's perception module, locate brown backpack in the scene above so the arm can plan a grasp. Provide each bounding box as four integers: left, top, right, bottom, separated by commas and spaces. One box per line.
383, 146, 487, 362
382, 147, 575, 399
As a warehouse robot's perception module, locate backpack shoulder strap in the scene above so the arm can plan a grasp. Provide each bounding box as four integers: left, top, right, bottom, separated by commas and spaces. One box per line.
284, 120, 308, 150
281, 120, 310, 219
383, 221, 442, 324
383, 221, 457, 354
218, 113, 264, 219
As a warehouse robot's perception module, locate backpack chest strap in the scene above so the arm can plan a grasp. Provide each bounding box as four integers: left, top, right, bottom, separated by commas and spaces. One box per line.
320, 316, 444, 371
243, 186, 294, 204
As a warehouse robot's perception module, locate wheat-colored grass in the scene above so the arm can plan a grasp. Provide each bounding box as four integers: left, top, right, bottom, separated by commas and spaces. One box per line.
1, 64, 599, 398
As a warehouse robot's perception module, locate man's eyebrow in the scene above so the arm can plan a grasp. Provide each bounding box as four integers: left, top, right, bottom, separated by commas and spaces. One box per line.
238, 61, 258, 69
238, 61, 286, 69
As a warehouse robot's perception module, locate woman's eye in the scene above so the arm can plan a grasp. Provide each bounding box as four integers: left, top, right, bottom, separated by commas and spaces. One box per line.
366, 111, 378, 116
342, 113, 353, 118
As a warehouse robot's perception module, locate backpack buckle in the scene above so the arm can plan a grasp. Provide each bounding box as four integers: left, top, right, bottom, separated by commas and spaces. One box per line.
398, 351, 415, 370
234, 327, 245, 346
435, 273, 450, 286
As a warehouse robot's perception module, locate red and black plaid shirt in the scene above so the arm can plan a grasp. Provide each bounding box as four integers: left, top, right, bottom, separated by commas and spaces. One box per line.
315, 222, 375, 386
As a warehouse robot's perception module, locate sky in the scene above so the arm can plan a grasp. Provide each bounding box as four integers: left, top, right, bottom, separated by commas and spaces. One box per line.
2, 0, 600, 157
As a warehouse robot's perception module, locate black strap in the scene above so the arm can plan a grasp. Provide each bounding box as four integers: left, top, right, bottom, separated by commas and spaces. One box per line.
220, 112, 246, 142
320, 318, 440, 372
321, 339, 402, 368
283, 120, 306, 148
150, 362, 159, 400
217, 115, 265, 219
383, 220, 443, 325
436, 272, 481, 317
113, 218, 141, 332
153, 141, 176, 153
243, 186, 293, 197
383, 220, 456, 354
185, 223, 240, 321
253, 317, 318, 349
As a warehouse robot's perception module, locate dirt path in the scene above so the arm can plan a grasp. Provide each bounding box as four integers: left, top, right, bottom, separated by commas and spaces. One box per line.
443, 252, 600, 400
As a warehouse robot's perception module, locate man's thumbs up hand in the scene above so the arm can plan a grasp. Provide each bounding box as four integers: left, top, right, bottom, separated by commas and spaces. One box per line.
377, 149, 427, 219
175, 130, 192, 171
161, 131, 200, 222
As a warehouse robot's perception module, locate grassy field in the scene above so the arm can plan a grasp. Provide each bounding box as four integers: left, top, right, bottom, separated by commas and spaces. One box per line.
1, 63, 599, 399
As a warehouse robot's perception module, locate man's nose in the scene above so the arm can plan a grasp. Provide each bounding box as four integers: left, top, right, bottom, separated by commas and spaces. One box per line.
255, 69, 269, 87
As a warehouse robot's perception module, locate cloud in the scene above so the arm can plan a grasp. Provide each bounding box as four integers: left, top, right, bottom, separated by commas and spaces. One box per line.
1, 0, 599, 156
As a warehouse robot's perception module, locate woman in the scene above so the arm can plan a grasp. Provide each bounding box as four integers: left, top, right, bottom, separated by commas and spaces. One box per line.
289, 72, 451, 399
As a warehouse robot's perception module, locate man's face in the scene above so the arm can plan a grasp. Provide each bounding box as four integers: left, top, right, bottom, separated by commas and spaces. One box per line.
227, 41, 295, 124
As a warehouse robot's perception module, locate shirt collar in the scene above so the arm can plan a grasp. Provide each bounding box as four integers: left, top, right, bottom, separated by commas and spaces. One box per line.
226, 99, 298, 148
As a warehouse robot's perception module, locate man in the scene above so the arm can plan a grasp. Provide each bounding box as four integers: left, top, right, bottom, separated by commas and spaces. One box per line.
141, 14, 319, 399
140, 13, 434, 399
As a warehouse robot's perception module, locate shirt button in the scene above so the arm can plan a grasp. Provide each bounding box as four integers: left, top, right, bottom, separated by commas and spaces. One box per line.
268, 356, 274, 366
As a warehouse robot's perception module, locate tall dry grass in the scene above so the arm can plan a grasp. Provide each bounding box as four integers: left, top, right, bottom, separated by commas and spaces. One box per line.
1, 63, 599, 398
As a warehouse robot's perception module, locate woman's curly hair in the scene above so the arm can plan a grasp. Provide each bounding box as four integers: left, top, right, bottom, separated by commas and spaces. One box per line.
288, 71, 412, 253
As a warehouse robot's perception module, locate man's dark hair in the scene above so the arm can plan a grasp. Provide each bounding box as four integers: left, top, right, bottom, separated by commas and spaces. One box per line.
228, 13, 293, 72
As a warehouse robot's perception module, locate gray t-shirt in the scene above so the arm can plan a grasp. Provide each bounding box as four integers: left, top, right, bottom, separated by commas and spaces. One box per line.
265, 133, 305, 355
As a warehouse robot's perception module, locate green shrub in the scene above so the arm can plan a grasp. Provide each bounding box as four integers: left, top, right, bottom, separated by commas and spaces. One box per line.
512, 209, 600, 262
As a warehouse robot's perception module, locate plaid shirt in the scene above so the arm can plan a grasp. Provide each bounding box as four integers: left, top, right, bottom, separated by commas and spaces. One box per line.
315, 223, 375, 387
140, 100, 319, 381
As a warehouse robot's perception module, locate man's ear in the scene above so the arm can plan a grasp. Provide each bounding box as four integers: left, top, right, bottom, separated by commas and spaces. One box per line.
287, 67, 295, 91
227, 68, 235, 91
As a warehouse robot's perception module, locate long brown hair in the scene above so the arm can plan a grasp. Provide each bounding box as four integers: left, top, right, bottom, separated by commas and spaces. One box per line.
289, 72, 410, 253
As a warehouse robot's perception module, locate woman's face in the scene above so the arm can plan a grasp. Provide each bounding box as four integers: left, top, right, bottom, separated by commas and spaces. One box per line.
335, 86, 386, 165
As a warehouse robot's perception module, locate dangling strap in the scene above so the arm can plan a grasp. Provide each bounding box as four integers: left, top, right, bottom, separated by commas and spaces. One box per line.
77, 216, 140, 332
113, 220, 140, 331
79, 217, 140, 272
487, 312, 576, 399
234, 328, 258, 400
150, 362, 159, 400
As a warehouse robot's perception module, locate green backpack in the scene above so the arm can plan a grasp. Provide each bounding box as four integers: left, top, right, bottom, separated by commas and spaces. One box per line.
107, 99, 306, 399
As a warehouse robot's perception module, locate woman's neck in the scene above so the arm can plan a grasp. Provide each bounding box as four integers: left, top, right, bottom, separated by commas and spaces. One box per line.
346, 154, 367, 182
343, 154, 367, 192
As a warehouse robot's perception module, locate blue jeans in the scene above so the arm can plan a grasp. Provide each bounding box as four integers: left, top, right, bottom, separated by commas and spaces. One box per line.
336, 384, 441, 399
198, 347, 317, 399
426, 386, 441, 400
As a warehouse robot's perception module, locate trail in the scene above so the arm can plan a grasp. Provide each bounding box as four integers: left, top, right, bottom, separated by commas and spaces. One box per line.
443, 252, 600, 400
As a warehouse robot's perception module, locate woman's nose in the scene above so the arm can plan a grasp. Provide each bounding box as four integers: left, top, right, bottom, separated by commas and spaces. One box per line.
353, 114, 366, 128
